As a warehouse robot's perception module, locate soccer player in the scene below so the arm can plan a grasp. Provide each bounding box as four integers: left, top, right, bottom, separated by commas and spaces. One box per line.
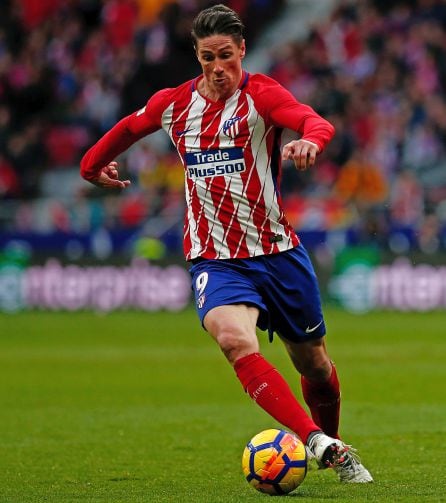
80, 4, 372, 483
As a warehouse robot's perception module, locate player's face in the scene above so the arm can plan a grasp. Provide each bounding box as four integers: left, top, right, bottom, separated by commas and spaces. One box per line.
195, 35, 246, 101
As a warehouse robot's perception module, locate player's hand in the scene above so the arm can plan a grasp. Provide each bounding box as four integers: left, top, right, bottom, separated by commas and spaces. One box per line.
88, 161, 131, 189
281, 139, 320, 171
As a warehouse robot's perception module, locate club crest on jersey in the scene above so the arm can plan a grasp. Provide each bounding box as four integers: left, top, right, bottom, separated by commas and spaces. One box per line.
185, 147, 246, 179
222, 116, 241, 138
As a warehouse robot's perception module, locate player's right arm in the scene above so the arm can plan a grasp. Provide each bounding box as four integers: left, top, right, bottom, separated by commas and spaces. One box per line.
80, 88, 172, 188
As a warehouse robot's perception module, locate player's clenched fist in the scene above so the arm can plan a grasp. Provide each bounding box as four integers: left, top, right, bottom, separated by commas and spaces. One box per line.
281, 139, 320, 171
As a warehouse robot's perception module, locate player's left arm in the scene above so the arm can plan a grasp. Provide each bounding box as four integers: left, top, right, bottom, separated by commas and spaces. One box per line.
258, 78, 335, 170
276, 101, 335, 171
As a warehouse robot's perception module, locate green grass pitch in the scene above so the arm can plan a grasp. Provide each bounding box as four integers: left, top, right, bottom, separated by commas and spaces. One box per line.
0, 308, 445, 502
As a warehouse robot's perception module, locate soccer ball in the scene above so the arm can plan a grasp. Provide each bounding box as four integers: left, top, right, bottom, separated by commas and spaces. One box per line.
241, 428, 307, 495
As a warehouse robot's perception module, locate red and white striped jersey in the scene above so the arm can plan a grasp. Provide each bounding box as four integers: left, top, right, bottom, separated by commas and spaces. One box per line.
81, 72, 335, 260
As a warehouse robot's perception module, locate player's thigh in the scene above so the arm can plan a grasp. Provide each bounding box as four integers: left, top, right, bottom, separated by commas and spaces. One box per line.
189, 259, 266, 332
204, 304, 260, 362
280, 335, 332, 381
259, 247, 326, 341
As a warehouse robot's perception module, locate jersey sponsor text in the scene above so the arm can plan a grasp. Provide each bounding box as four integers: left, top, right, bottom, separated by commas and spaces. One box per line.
185, 147, 246, 179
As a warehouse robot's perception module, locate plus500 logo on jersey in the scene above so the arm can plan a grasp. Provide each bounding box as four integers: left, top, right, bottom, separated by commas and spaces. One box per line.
185, 148, 246, 179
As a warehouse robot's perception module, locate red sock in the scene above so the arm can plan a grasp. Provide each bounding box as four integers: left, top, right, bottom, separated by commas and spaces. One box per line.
234, 353, 320, 444
301, 363, 340, 439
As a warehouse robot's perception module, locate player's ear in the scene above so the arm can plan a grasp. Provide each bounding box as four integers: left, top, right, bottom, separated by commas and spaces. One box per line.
240, 39, 246, 59
193, 39, 200, 58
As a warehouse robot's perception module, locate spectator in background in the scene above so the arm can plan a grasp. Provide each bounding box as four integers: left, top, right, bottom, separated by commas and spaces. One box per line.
390, 170, 424, 227
0, 154, 19, 197
102, 0, 138, 51
334, 150, 388, 210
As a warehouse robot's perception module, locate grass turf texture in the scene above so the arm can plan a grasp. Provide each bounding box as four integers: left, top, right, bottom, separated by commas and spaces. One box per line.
0, 308, 445, 502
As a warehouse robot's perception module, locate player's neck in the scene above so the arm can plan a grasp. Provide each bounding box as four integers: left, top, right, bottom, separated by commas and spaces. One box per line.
198, 72, 243, 102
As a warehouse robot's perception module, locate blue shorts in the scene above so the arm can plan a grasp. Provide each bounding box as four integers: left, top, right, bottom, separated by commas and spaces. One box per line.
189, 246, 326, 343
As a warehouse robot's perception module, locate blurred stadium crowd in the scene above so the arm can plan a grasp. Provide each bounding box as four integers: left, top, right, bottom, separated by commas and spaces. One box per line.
1, 0, 446, 256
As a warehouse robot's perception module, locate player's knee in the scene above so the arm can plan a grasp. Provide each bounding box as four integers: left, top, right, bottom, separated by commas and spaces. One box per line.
216, 328, 258, 364
300, 359, 332, 382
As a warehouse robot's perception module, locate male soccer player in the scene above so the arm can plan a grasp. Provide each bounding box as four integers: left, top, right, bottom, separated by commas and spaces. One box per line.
80, 4, 372, 483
